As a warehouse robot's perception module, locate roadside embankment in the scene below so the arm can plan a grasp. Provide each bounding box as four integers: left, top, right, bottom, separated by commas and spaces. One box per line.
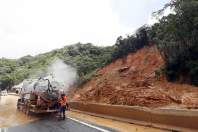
68, 111, 168, 132
69, 102, 198, 132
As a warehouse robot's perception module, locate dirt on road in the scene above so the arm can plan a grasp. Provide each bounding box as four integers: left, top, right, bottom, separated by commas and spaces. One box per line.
0, 95, 37, 128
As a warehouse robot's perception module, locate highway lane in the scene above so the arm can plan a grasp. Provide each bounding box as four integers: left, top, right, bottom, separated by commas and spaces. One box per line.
1, 117, 115, 132
0, 95, 168, 132
0, 95, 114, 132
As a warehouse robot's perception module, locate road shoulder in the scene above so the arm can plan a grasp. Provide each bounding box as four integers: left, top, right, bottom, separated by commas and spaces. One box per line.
68, 111, 169, 132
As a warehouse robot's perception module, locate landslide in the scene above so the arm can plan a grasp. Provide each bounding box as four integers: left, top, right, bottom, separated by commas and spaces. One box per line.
70, 45, 198, 108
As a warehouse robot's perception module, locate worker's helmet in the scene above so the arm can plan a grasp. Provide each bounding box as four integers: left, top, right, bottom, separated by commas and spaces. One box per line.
61, 93, 65, 97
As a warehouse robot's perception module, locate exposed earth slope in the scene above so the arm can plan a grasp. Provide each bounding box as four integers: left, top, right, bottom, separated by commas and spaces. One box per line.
71, 45, 198, 108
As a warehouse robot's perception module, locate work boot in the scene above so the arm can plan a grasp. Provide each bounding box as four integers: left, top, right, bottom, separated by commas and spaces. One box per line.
57, 113, 62, 120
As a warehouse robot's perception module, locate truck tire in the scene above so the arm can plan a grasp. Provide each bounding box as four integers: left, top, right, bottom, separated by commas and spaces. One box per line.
26, 108, 30, 115
25, 100, 31, 115
17, 99, 21, 110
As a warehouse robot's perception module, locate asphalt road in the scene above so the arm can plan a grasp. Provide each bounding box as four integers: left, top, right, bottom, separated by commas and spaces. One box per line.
0, 95, 115, 132
1, 117, 115, 132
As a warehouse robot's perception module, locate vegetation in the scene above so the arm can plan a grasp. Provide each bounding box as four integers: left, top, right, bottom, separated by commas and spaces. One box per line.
1, 0, 198, 89
112, 25, 150, 61
58, 43, 114, 83
0, 43, 113, 90
111, 0, 198, 86
151, 0, 198, 85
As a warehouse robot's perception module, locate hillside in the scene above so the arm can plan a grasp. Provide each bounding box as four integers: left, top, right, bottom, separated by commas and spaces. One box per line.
0, 43, 113, 90
1, 0, 198, 109
70, 45, 198, 108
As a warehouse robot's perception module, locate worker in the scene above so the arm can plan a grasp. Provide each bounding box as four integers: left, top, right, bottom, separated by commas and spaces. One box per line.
58, 93, 69, 120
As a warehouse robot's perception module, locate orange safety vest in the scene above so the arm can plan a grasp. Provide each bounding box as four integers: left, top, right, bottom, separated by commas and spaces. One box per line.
59, 96, 67, 106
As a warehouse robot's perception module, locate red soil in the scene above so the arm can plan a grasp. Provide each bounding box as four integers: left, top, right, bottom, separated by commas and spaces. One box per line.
70, 45, 198, 108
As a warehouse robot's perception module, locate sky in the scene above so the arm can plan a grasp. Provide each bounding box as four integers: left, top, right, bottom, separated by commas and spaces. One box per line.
0, 0, 170, 59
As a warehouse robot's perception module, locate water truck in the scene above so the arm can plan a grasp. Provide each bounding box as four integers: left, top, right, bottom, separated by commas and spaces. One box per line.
17, 76, 64, 115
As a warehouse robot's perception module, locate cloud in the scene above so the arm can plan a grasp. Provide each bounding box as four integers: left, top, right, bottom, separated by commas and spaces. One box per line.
0, 0, 134, 58
0, 0, 170, 59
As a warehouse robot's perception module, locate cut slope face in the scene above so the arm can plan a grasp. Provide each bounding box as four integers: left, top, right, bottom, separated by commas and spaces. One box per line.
71, 45, 198, 108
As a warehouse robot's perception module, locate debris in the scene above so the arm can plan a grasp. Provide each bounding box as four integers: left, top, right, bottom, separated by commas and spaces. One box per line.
70, 46, 198, 108
118, 66, 130, 73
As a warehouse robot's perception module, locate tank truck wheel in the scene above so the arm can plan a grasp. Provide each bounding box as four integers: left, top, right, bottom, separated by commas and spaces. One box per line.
25, 104, 30, 115
17, 99, 21, 110
25, 108, 30, 115
24, 100, 30, 115
17, 103, 19, 110
16, 99, 19, 110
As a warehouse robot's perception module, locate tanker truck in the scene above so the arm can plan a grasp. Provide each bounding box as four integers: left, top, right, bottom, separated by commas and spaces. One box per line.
17, 76, 64, 115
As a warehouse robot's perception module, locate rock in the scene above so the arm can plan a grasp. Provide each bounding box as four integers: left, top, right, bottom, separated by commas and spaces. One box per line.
118, 66, 130, 73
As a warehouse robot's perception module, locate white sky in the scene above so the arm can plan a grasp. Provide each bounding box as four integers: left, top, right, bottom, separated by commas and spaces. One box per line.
0, 0, 170, 59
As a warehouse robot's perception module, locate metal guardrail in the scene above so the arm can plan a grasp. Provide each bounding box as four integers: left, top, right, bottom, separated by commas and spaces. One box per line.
69, 102, 198, 132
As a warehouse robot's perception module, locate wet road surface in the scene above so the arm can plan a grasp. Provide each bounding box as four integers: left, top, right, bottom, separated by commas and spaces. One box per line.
1, 117, 114, 132
0, 95, 37, 128
0, 95, 167, 132
0, 95, 113, 132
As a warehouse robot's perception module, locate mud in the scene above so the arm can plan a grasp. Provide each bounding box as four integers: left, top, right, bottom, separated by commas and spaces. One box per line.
0, 95, 37, 128
70, 45, 198, 108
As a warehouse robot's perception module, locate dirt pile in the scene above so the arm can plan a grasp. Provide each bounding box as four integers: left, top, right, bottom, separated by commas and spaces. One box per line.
70, 45, 198, 108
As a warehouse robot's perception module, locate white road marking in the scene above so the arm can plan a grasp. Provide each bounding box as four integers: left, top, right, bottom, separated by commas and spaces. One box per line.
0, 128, 8, 132
68, 117, 110, 132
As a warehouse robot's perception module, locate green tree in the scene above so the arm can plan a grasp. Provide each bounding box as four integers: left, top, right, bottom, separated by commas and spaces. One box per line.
151, 0, 198, 85
0, 75, 14, 90
112, 25, 150, 60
